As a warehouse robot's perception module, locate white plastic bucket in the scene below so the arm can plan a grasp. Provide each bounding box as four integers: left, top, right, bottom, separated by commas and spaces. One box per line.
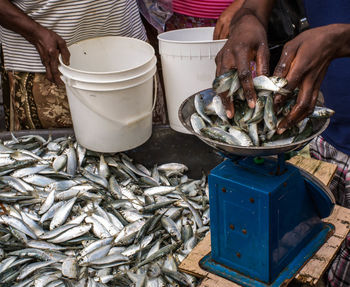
59, 36, 157, 153
158, 27, 226, 133
60, 36, 155, 82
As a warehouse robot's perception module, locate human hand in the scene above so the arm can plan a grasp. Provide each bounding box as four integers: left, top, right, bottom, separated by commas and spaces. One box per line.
215, 8, 270, 118
30, 24, 70, 86
273, 24, 349, 134
213, 0, 244, 40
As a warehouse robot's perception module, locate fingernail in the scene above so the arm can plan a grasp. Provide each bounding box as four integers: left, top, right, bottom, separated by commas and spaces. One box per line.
248, 99, 255, 109
277, 128, 286, 135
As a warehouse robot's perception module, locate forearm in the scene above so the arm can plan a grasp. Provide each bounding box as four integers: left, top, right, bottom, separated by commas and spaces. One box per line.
231, 0, 276, 29
0, 0, 41, 44
228, 0, 245, 10
332, 24, 350, 58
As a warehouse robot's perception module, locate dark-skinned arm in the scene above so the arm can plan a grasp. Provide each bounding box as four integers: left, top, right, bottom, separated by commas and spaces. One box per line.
213, 0, 245, 40
273, 24, 350, 134
0, 0, 70, 85
215, 0, 275, 118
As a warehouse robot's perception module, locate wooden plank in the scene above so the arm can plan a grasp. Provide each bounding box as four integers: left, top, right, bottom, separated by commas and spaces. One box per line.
313, 163, 337, 188
323, 205, 350, 238
288, 155, 320, 175
297, 206, 350, 286
287, 155, 337, 187
199, 274, 241, 287
180, 205, 349, 287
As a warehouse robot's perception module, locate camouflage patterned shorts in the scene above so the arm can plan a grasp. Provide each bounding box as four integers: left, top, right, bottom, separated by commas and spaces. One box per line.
2, 69, 72, 131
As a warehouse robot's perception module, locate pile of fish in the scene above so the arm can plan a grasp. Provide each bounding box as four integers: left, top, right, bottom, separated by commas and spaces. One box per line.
190, 69, 335, 147
0, 134, 210, 286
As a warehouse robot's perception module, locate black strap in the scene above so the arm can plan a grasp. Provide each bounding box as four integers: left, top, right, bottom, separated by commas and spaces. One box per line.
267, 0, 309, 47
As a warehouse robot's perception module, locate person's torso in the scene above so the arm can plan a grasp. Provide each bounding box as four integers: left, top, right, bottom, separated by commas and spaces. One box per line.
304, 1, 350, 155
172, 0, 233, 19
1, 0, 147, 72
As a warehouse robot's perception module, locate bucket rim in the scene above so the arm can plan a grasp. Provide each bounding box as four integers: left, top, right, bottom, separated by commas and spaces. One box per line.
59, 56, 157, 84
59, 36, 155, 75
157, 27, 227, 44
63, 65, 156, 92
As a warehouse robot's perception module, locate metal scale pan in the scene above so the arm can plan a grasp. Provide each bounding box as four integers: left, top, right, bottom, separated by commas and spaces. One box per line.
178, 88, 330, 157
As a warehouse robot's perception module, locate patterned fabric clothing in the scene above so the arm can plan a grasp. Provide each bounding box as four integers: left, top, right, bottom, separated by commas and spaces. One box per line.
1, 69, 72, 130
172, 0, 233, 19
165, 12, 217, 31
328, 238, 350, 287
310, 136, 350, 208
310, 135, 350, 286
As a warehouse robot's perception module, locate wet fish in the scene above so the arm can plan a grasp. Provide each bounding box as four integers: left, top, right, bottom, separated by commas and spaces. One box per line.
190, 113, 206, 134
194, 93, 213, 125
201, 127, 239, 145
212, 69, 236, 94
264, 93, 277, 131
310, 106, 335, 118
228, 126, 254, 147
227, 71, 240, 98
212, 95, 229, 124
253, 75, 291, 95
0, 134, 211, 287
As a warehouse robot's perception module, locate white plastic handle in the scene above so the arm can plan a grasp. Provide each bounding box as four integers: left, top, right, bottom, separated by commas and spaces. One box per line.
61, 75, 157, 126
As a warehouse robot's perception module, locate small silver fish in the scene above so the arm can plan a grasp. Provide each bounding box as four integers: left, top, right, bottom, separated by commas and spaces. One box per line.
248, 123, 260, 146
263, 137, 295, 146
48, 224, 92, 243
236, 87, 245, 101
194, 94, 213, 125
227, 70, 240, 98
201, 127, 239, 145
212, 95, 229, 124
310, 106, 335, 118
66, 142, 77, 177
52, 154, 67, 172
270, 76, 288, 88
212, 69, 236, 94
264, 93, 277, 131
228, 126, 254, 147
253, 75, 291, 95
190, 113, 206, 134
247, 96, 265, 124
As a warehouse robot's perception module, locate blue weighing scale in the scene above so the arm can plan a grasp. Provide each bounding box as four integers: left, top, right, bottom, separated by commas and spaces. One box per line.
200, 154, 334, 286
178, 88, 335, 287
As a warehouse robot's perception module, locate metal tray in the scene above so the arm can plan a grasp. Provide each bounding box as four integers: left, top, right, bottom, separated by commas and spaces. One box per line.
178, 88, 330, 157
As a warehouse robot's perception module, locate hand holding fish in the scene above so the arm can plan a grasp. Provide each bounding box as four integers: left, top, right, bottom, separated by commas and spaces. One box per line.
273, 24, 350, 134
215, 5, 272, 118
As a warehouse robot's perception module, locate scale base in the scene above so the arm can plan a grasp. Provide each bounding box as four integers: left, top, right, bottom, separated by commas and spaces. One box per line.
199, 223, 334, 287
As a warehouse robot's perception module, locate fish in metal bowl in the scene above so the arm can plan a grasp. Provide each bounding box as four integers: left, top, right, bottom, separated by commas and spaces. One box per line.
179, 69, 333, 157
